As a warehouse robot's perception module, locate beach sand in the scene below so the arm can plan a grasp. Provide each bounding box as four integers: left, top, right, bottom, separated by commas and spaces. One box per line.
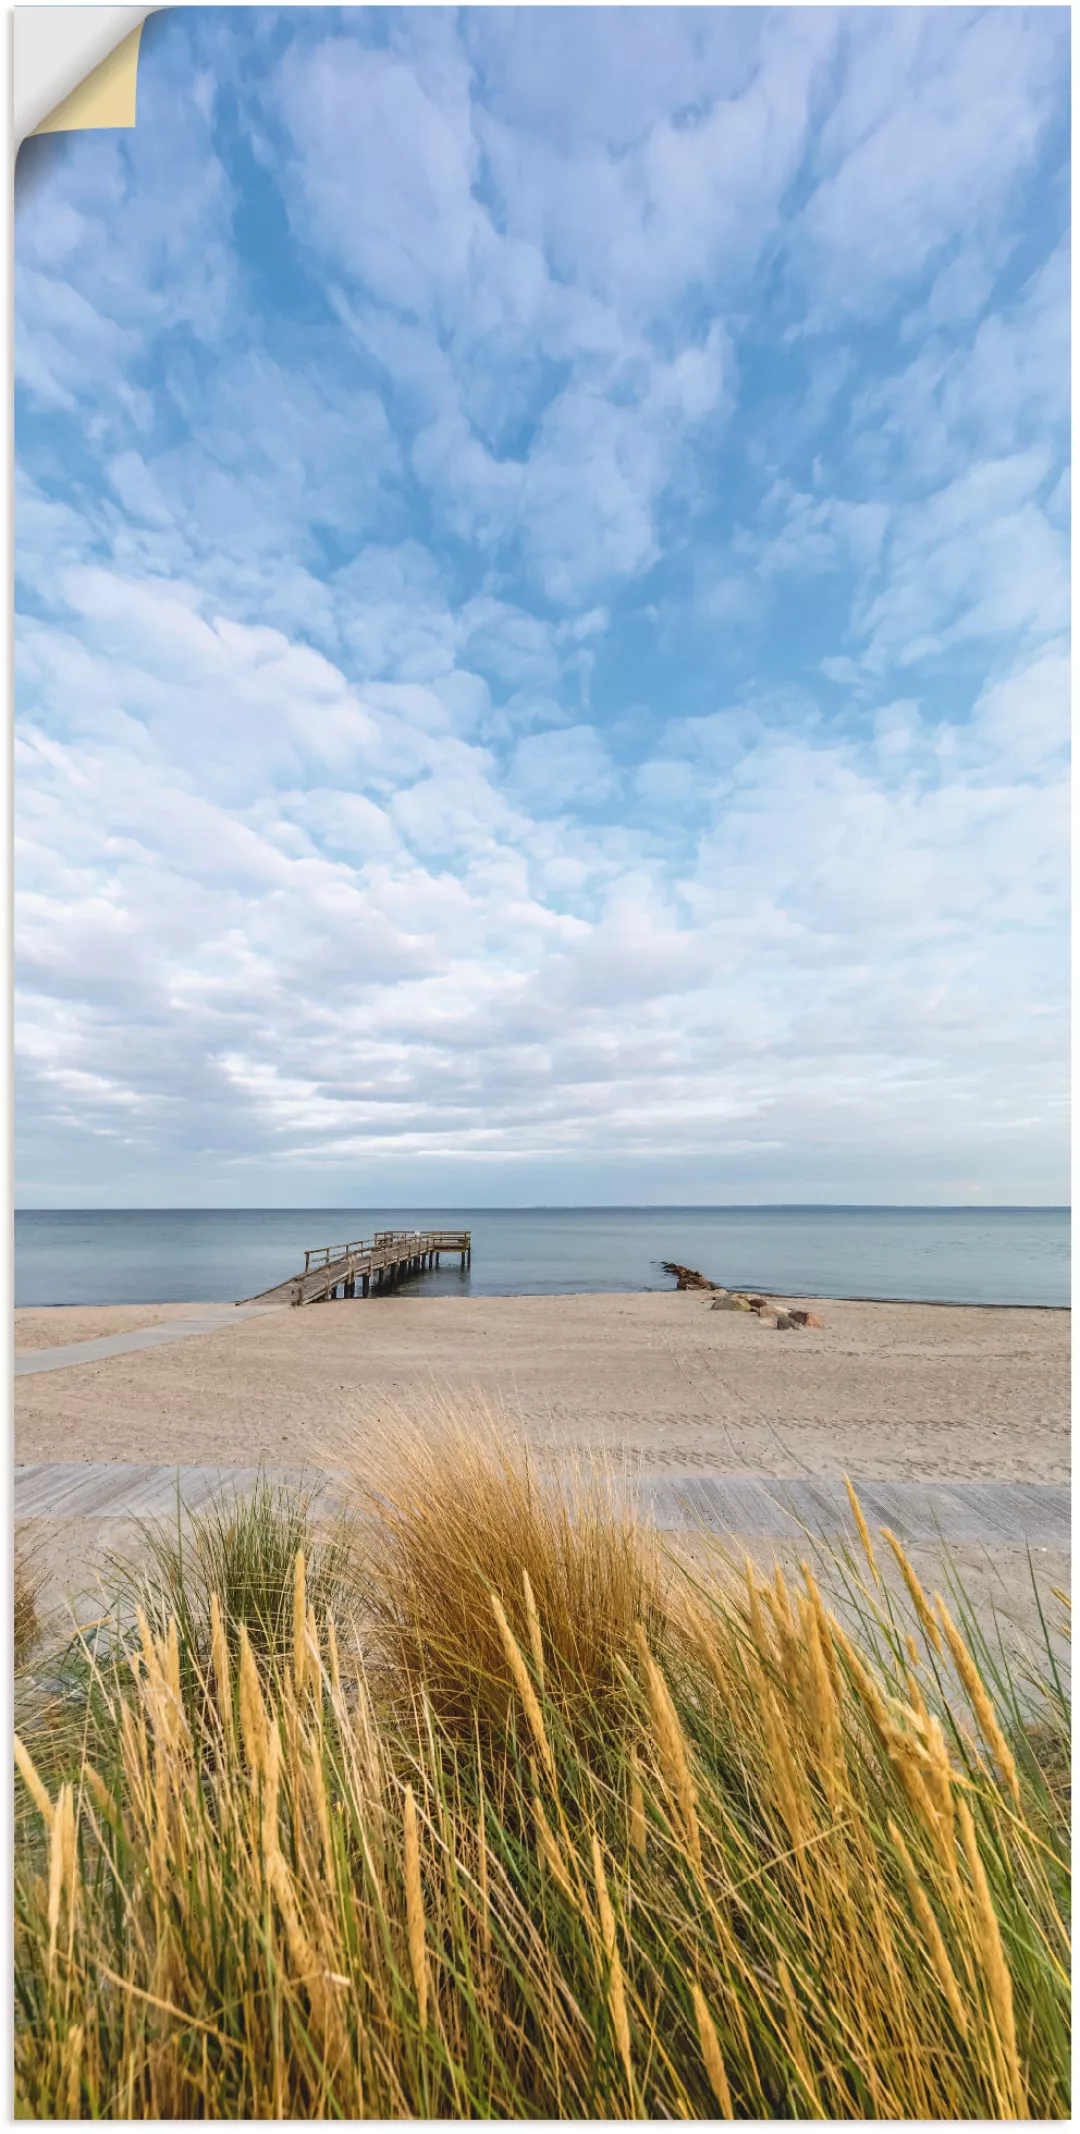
15, 1301, 217, 1352
16, 1291, 1069, 1636
15, 1289, 1068, 1481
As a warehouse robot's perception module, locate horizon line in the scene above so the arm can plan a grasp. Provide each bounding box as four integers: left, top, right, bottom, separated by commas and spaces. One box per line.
15, 1203, 1072, 1216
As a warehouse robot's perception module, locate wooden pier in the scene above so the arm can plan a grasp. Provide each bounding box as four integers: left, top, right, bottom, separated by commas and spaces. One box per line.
241, 1230, 471, 1308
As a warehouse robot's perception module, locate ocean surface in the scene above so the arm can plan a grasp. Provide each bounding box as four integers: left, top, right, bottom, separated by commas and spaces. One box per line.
14, 1206, 1070, 1309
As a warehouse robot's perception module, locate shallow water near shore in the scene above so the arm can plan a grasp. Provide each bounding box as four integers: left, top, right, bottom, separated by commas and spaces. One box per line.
15, 1204, 1070, 1308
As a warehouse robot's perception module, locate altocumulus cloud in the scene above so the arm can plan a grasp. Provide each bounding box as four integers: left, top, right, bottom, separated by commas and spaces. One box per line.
14, 5, 1069, 1206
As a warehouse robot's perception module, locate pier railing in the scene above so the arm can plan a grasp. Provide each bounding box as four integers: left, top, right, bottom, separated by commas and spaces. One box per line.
241, 1230, 471, 1307
303, 1230, 471, 1274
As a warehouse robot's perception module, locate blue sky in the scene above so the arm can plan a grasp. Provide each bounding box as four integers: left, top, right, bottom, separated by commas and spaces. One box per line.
14, 5, 1070, 1207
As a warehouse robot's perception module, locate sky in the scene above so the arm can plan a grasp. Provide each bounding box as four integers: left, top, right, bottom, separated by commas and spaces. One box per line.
14, 4, 1070, 1208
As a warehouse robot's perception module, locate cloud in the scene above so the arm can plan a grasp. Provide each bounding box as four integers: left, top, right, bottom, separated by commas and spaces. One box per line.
794, 7, 1066, 315
13, 5, 1069, 1203
508, 725, 621, 813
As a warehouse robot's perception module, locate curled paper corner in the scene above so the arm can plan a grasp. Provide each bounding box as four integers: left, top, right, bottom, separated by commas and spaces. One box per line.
33, 22, 145, 135
14, 7, 158, 148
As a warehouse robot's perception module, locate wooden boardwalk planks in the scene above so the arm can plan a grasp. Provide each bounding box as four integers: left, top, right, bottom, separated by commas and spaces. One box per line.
15, 1463, 1069, 1544
242, 1229, 472, 1307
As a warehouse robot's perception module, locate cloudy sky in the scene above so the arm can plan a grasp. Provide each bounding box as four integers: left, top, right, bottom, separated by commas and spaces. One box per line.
15, 5, 1069, 1207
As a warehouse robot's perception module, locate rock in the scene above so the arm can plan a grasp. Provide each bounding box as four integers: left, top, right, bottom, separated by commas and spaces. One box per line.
662, 1261, 721, 1291
747, 1296, 770, 1311
711, 1292, 751, 1312
757, 1313, 779, 1329
774, 1311, 795, 1330
805, 1312, 824, 1329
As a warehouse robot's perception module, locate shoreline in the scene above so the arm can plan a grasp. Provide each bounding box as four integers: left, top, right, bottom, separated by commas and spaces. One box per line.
16, 1285, 1072, 1319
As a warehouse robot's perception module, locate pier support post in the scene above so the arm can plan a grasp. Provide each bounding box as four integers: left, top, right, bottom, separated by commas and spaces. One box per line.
362, 1272, 370, 1298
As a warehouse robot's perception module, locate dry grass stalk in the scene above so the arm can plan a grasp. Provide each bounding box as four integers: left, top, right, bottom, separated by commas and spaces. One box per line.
292, 1549, 307, 1697
935, 1595, 1021, 1809
534, 1797, 576, 1907
403, 1782, 430, 2031
879, 1530, 943, 1654
591, 1832, 633, 2092
15, 1733, 54, 1831
801, 1598, 840, 1799
522, 1567, 545, 1691
635, 1623, 702, 1873
957, 1793, 1025, 2115
15, 1554, 44, 1669
843, 1476, 881, 1585
209, 1591, 232, 1736
238, 1623, 269, 1776
889, 1820, 968, 2036
46, 1782, 76, 1978
629, 1747, 647, 1859
491, 1591, 557, 1790
691, 1979, 734, 2117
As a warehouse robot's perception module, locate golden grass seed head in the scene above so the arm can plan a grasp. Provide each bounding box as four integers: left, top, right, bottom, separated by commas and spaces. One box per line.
935, 1596, 1021, 1810
691, 1979, 733, 2118
522, 1566, 545, 1691
635, 1623, 702, 1873
292, 1550, 307, 1697
15, 1734, 55, 1831
879, 1529, 943, 1654
844, 1476, 880, 1584
403, 1782, 430, 2032
491, 1591, 556, 1789
591, 1832, 633, 2090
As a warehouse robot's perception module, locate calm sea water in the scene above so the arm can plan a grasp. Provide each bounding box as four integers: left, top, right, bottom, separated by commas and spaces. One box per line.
13, 1206, 1070, 1309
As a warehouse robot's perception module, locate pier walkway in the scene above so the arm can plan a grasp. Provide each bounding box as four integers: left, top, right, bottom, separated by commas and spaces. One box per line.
242, 1229, 471, 1307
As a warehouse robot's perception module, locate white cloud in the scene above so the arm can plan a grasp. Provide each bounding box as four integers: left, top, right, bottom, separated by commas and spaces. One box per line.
13, 8, 1069, 1201
508, 725, 620, 813
796, 8, 1065, 314
15, 553, 1068, 1197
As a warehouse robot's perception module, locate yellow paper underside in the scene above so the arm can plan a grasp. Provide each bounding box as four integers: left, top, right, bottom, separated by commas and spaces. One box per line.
33, 23, 145, 135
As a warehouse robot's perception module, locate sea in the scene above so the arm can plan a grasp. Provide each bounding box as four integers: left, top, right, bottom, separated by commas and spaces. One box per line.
13, 1206, 1070, 1310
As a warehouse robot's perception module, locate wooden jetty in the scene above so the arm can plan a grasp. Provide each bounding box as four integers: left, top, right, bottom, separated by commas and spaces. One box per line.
241, 1229, 471, 1308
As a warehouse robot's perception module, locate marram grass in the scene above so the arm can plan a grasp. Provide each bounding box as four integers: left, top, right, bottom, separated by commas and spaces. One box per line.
13, 1422, 1071, 2119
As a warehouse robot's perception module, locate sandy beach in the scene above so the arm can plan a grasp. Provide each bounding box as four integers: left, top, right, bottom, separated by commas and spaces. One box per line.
13, 1301, 221, 1352
17, 1290, 1069, 1645
15, 1289, 1069, 1482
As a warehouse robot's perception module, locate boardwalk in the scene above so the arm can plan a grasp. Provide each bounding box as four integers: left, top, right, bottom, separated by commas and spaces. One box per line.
243, 1229, 471, 1307
14, 1307, 278, 1378
12, 1462, 1070, 1545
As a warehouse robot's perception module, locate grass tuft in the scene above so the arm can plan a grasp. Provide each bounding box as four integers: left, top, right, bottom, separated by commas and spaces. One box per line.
15, 1551, 45, 1670
106, 1468, 361, 1675
13, 1425, 1071, 2120
350, 1402, 659, 1736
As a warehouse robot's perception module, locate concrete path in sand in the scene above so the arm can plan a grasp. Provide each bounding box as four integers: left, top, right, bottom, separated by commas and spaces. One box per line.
13, 1461, 1070, 1545
14, 1307, 282, 1377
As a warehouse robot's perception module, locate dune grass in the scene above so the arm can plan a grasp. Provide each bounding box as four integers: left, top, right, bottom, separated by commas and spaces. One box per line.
14, 1551, 44, 1670
13, 1420, 1071, 2118
104, 1469, 363, 1673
